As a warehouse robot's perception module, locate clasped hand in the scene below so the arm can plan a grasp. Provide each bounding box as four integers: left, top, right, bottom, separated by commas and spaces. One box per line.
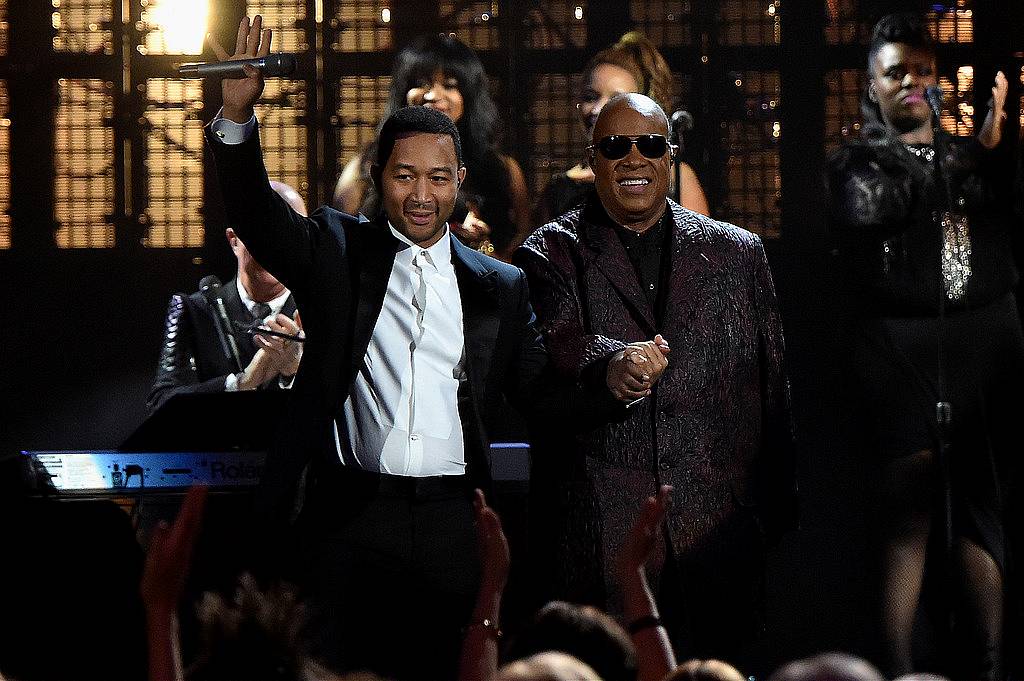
606, 334, 671, 402
238, 311, 304, 390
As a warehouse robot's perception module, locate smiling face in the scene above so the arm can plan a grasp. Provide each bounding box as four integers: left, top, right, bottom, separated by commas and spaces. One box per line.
869, 42, 936, 134
590, 94, 671, 232
376, 131, 466, 247
578, 62, 638, 138
406, 71, 465, 124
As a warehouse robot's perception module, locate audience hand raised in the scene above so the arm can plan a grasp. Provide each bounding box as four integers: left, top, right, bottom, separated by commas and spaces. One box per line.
140, 484, 208, 615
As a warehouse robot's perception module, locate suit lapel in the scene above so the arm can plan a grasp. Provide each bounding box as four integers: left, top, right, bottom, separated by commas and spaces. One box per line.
583, 210, 657, 336
451, 237, 500, 399
349, 218, 400, 379
664, 201, 716, 335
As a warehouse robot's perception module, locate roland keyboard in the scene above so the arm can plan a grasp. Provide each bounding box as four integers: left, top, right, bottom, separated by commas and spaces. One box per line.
21, 450, 264, 493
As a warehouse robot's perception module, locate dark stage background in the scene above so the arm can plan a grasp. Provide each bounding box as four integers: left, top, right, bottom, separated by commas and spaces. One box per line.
2, 0, 1023, 673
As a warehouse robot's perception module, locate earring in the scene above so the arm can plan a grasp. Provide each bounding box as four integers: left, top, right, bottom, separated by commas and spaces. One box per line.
868, 84, 877, 102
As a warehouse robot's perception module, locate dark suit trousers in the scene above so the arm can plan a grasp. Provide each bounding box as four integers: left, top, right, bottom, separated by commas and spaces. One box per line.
297, 465, 480, 681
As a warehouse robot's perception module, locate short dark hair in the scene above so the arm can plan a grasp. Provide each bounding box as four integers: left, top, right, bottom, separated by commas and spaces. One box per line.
374, 105, 464, 169
867, 13, 932, 70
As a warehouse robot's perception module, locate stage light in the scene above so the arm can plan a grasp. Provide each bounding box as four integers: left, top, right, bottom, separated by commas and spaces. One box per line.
146, 0, 209, 55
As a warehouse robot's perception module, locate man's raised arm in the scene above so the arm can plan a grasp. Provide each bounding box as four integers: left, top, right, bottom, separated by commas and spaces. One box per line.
204, 16, 318, 291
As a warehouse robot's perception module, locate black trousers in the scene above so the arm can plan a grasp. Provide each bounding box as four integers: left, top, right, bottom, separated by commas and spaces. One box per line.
296, 466, 480, 681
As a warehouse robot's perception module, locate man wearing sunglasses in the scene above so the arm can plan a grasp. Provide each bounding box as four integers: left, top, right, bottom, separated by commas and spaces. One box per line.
515, 93, 797, 666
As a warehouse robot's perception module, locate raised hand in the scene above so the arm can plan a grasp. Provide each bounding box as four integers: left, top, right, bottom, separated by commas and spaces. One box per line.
206, 15, 272, 123
620, 485, 672, 576
140, 484, 209, 615
473, 489, 510, 591
978, 70, 1008, 150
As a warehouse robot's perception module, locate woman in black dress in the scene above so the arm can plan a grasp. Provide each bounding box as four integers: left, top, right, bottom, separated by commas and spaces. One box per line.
827, 13, 1018, 679
333, 34, 529, 261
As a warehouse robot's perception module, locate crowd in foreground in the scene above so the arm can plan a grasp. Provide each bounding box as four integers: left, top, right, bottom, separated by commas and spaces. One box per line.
0, 485, 946, 681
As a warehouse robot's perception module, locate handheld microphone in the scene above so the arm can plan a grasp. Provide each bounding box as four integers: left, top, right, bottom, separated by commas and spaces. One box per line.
925, 85, 944, 122
177, 53, 297, 78
199, 275, 243, 371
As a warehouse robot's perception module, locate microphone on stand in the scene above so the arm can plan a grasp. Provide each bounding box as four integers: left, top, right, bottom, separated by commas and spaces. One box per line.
925, 85, 944, 122
199, 275, 243, 372
177, 53, 297, 78
670, 110, 694, 146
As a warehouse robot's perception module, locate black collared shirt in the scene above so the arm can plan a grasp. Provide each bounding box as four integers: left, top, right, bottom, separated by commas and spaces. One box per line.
585, 198, 673, 325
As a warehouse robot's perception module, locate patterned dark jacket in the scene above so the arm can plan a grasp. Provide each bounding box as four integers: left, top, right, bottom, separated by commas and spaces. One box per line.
515, 197, 797, 608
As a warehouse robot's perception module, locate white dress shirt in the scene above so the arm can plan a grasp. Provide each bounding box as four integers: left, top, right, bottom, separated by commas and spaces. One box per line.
212, 110, 468, 476
336, 225, 467, 476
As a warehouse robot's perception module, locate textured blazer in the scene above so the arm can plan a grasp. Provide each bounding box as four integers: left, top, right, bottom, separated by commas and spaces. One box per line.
515, 197, 797, 606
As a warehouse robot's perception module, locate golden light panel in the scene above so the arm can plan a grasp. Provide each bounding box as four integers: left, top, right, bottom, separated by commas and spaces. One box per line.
142, 0, 209, 55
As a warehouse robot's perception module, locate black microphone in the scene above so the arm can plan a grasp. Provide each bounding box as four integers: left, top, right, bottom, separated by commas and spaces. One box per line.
199, 275, 243, 371
670, 110, 694, 145
670, 110, 694, 133
177, 53, 296, 78
925, 85, 944, 121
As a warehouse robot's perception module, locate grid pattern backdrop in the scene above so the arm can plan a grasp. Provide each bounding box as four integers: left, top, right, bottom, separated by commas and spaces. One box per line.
0, 0, 1018, 251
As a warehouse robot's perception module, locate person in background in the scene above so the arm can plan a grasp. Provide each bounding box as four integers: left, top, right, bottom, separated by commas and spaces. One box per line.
147, 180, 306, 412
536, 31, 708, 224
517, 93, 796, 666
333, 34, 530, 261
827, 12, 1018, 679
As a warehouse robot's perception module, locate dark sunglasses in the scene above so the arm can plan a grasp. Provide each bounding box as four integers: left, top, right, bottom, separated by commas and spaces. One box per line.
588, 134, 676, 160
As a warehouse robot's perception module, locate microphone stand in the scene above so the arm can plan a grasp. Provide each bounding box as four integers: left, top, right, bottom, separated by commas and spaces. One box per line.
671, 128, 685, 205
927, 104, 956, 638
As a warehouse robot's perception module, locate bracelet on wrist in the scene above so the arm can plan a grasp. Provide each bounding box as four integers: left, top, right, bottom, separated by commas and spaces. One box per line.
464, 617, 502, 639
626, 614, 663, 635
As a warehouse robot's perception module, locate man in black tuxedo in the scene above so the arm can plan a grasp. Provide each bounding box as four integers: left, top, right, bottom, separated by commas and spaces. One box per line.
147, 180, 307, 412
204, 17, 642, 680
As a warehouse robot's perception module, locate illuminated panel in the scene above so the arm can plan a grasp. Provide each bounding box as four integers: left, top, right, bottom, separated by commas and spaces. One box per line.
141, 0, 209, 55
52, 0, 113, 54
255, 79, 309, 205
938, 65, 974, 136
144, 79, 204, 248
525, 2, 587, 49
719, 71, 781, 239
824, 0, 867, 45
54, 79, 114, 248
824, 68, 864, 152
247, 0, 307, 54
335, 0, 392, 52
337, 75, 391, 172
526, 73, 583, 196
0, 1, 8, 56
630, 0, 692, 47
0, 80, 8, 249
1020, 65, 1024, 129
718, 0, 780, 46
439, 1, 499, 51
926, 1, 973, 43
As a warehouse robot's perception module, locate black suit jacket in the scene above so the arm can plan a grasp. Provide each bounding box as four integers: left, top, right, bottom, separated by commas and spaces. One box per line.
148, 277, 296, 412
207, 126, 582, 524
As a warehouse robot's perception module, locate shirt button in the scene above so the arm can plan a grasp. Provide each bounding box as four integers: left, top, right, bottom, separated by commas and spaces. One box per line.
649, 284, 655, 290
410, 434, 420, 441
658, 461, 671, 471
